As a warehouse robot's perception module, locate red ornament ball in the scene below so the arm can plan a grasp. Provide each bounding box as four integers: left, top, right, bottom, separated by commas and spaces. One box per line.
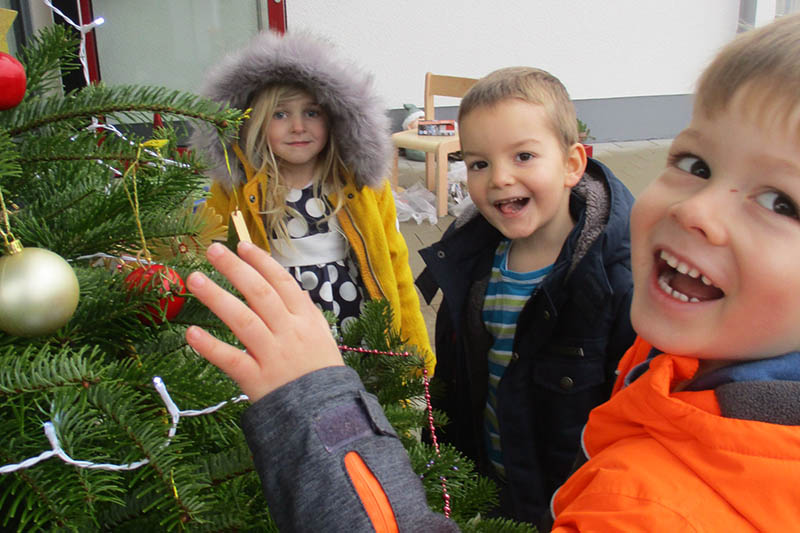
124, 264, 186, 324
0, 52, 26, 110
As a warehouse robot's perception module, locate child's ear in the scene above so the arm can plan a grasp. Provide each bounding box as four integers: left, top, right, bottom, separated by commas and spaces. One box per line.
564, 142, 588, 187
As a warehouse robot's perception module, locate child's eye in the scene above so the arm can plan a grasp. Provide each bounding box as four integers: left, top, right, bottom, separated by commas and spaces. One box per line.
306, 109, 321, 118
273, 111, 287, 119
755, 190, 799, 220
674, 155, 711, 179
467, 160, 488, 171
516, 152, 534, 162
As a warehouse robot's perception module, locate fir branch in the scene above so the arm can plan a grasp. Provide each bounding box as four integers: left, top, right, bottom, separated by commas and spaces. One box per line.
16, 124, 155, 168
5, 159, 210, 260
15, 25, 81, 99
19, 153, 130, 164
0, 345, 104, 396
0, 130, 21, 181
0, 465, 70, 531
95, 491, 153, 530
85, 388, 203, 527
203, 445, 256, 486
4, 84, 243, 138
0, 24, 252, 531
463, 516, 538, 533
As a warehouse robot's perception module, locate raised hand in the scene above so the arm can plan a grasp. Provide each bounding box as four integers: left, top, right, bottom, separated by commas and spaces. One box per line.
185, 241, 344, 402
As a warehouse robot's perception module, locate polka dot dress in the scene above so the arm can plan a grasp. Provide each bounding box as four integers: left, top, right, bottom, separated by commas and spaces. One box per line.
274, 186, 366, 330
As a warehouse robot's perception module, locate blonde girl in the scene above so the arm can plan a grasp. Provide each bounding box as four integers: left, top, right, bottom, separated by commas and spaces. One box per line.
192, 31, 434, 372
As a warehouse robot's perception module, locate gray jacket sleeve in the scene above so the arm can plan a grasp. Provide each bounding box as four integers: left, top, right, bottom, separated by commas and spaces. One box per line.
241, 366, 459, 532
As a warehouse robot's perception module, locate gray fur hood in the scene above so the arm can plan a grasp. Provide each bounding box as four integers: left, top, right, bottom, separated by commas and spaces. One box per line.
191, 31, 391, 190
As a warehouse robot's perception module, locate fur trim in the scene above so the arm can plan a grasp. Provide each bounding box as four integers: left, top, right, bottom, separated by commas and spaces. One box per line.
568, 171, 610, 275
451, 171, 611, 274
717, 381, 800, 425
453, 202, 482, 229
190, 31, 391, 190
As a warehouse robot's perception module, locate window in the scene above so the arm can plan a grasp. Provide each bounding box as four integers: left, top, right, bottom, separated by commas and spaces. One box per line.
92, 0, 268, 91
739, 0, 800, 31
776, 0, 800, 16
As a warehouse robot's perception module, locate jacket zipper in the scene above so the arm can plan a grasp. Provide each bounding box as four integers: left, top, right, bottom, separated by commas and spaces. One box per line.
340, 203, 386, 300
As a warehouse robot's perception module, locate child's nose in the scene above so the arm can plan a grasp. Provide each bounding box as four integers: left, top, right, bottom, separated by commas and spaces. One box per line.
290, 116, 305, 132
489, 165, 514, 187
669, 185, 729, 246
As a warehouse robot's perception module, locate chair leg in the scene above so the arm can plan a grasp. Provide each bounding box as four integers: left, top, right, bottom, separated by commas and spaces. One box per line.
436, 147, 449, 217
391, 149, 400, 190
425, 153, 435, 192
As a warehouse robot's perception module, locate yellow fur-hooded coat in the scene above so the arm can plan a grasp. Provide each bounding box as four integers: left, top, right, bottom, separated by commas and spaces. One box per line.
191, 31, 433, 372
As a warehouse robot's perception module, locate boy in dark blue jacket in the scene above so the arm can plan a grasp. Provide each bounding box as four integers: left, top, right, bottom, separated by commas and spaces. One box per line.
415, 66, 635, 525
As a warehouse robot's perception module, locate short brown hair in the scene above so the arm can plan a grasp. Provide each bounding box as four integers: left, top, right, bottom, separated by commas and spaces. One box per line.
696, 13, 800, 129
458, 66, 578, 153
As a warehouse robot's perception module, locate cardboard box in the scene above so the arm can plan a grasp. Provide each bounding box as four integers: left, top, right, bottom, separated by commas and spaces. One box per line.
418, 119, 456, 136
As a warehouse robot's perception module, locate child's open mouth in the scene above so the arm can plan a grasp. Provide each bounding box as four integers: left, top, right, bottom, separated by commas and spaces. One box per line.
656, 250, 724, 302
494, 197, 529, 215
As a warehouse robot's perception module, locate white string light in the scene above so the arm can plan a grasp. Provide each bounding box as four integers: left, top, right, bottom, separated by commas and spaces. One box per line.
44, 1, 190, 174
0, 2, 246, 477
0, 377, 249, 474
42, 0, 104, 87
84, 121, 192, 171
73, 251, 155, 265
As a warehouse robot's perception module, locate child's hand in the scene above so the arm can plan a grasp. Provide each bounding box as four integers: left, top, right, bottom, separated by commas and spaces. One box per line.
185, 241, 344, 403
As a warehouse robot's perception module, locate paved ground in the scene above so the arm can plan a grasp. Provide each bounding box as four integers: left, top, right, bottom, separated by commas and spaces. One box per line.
396, 138, 673, 342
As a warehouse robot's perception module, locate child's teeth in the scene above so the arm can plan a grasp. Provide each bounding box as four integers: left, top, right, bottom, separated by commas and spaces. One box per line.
658, 272, 697, 303
658, 274, 672, 295
497, 197, 522, 205
661, 251, 679, 268
660, 250, 713, 285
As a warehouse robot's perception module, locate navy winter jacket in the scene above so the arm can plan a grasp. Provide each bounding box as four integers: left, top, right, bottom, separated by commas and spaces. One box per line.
415, 158, 637, 525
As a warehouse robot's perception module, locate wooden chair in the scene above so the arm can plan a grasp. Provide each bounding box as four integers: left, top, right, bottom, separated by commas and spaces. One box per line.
391, 72, 478, 217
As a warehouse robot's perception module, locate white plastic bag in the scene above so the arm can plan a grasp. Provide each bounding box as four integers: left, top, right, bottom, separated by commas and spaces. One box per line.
394, 161, 473, 222
447, 161, 472, 216
394, 182, 437, 225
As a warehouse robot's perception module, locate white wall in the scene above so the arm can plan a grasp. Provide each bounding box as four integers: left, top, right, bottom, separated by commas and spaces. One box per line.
287, 1, 741, 107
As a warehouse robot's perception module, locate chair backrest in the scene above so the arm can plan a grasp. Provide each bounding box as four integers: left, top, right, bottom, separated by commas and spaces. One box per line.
423, 72, 478, 120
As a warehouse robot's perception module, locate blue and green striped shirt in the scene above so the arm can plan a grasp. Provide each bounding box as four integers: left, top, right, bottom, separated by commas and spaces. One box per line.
482, 239, 552, 477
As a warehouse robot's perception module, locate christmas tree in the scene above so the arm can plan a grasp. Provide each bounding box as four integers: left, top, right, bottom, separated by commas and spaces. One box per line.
0, 19, 534, 533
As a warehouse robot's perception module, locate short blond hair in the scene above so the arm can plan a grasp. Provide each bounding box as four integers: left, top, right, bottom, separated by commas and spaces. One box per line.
696, 13, 800, 130
239, 85, 346, 245
458, 66, 579, 154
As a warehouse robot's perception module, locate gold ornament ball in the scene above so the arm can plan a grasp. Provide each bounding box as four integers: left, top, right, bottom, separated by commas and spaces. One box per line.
0, 247, 80, 337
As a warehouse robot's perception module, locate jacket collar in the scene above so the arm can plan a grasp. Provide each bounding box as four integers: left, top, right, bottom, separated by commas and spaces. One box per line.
622, 342, 800, 425
435, 157, 632, 276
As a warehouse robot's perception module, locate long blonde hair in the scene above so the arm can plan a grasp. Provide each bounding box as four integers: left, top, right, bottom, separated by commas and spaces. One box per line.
240, 84, 349, 245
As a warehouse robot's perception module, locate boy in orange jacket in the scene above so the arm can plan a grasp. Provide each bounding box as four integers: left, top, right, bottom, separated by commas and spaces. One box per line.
548, 13, 800, 531
184, 13, 800, 532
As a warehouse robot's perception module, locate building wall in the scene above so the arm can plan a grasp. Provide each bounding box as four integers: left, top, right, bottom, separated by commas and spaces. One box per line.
18, 1, 751, 141
287, 1, 741, 140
